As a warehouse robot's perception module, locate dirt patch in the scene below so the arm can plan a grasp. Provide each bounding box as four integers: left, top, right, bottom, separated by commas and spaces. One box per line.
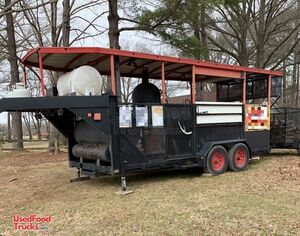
0, 151, 67, 167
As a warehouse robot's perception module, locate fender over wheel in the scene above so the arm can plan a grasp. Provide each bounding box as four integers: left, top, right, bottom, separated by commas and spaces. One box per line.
228, 143, 250, 172
206, 145, 228, 176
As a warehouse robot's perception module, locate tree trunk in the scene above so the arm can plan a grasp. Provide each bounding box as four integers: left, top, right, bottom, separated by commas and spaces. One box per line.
7, 112, 11, 142
5, 0, 23, 150
196, 3, 208, 101
62, 0, 71, 47
282, 60, 287, 107
22, 114, 32, 141
255, 0, 266, 68
108, 0, 120, 49
51, 0, 58, 46
107, 0, 120, 94
48, 0, 71, 153
11, 112, 23, 150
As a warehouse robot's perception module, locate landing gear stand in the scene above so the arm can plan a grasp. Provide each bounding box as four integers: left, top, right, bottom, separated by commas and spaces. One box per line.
116, 150, 133, 195
70, 158, 90, 183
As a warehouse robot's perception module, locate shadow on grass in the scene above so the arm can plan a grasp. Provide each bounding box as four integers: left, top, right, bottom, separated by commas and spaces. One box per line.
85, 167, 204, 188
76, 150, 299, 189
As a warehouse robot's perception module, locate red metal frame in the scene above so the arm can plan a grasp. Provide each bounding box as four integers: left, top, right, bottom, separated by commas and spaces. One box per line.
195, 66, 241, 79
129, 61, 156, 74
165, 64, 190, 76
242, 72, 246, 104
65, 54, 85, 67
38, 51, 46, 96
88, 55, 110, 67
161, 62, 166, 104
21, 47, 283, 104
110, 55, 116, 95
192, 65, 196, 104
268, 74, 272, 128
22, 64, 27, 86
22, 47, 283, 77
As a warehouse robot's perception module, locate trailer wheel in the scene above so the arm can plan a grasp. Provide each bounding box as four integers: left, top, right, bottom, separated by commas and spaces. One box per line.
228, 143, 249, 172
207, 145, 228, 176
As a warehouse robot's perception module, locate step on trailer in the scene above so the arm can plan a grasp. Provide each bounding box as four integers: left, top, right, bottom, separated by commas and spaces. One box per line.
0, 47, 284, 191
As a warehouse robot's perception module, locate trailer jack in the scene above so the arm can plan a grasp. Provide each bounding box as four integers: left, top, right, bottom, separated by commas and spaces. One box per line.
70, 169, 90, 183
70, 158, 90, 183
116, 152, 133, 195
115, 176, 133, 195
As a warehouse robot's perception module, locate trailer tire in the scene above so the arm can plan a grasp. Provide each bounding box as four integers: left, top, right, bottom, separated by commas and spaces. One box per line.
228, 143, 249, 172
206, 145, 228, 176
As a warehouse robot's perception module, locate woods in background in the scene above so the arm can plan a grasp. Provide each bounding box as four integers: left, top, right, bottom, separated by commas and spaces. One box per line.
0, 0, 299, 150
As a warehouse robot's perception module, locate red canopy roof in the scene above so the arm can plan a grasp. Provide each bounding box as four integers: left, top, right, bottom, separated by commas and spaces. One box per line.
22, 47, 283, 82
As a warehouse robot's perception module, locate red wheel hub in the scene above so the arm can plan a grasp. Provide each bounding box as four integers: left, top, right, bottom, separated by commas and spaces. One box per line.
211, 152, 225, 171
234, 148, 246, 168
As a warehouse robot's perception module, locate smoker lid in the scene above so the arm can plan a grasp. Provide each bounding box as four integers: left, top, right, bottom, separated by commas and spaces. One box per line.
21, 47, 283, 82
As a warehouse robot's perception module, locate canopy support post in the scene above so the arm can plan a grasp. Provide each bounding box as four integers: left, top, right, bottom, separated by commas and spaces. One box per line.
268, 74, 272, 129
23, 64, 27, 87
242, 71, 246, 104
110, 55, 117, 96
38, 51, 46, 96
161, 62, 167, 103
191, 65, 196, 104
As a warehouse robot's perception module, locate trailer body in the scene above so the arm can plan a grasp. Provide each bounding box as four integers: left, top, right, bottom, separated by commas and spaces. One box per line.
0, 47, 285, 188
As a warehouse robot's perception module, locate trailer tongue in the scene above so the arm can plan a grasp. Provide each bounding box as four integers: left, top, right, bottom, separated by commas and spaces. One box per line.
0, 47, 284, 191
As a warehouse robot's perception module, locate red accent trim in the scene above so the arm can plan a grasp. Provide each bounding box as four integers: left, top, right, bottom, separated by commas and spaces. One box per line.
195, 66, 241, 78
120, 58, 132, 66
21, 47, 283, 77
234, 148, 247, 168
23, 64, 27, 86
65, 54, 85, 67
161, 62, 166, 104
110, 55, 116, 95
93, 112, 102, 121
149, 62, 172, 75
129, 61, 157, 74
42, 53, 52, 62
192, 65, 196, 104
268, 74, 272, 128
165, 64, 190, 76
88, 55, 110, 66
242, 72, 246, 104
38, 51, 46, 96
212, 152, 225, 171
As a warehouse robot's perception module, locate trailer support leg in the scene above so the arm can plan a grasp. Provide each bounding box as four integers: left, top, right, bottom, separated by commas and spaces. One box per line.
121, 176, 127, 192
70, 158, 90, 183
116, 150, 133, 195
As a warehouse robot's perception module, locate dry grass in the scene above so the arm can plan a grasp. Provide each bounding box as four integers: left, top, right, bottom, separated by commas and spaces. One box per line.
0, 151, 299, 235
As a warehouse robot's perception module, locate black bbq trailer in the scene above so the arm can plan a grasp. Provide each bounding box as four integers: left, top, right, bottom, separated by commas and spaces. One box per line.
0, 47, 288, 191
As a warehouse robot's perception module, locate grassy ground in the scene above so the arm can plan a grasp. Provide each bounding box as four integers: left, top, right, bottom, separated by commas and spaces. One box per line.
0, 151, 299, 235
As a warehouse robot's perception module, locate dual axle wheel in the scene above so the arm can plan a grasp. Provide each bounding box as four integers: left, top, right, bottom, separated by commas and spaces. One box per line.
206, 143, 249, 176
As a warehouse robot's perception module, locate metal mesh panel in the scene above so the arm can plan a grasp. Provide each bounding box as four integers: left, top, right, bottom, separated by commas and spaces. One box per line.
271, 108, 300, 146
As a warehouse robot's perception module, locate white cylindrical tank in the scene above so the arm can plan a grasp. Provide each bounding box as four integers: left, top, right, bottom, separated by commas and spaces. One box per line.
6, 83, 31, 98
57, 65, 102, 96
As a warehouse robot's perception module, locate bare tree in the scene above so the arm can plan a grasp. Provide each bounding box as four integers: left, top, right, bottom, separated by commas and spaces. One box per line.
4, 0, 23, 150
